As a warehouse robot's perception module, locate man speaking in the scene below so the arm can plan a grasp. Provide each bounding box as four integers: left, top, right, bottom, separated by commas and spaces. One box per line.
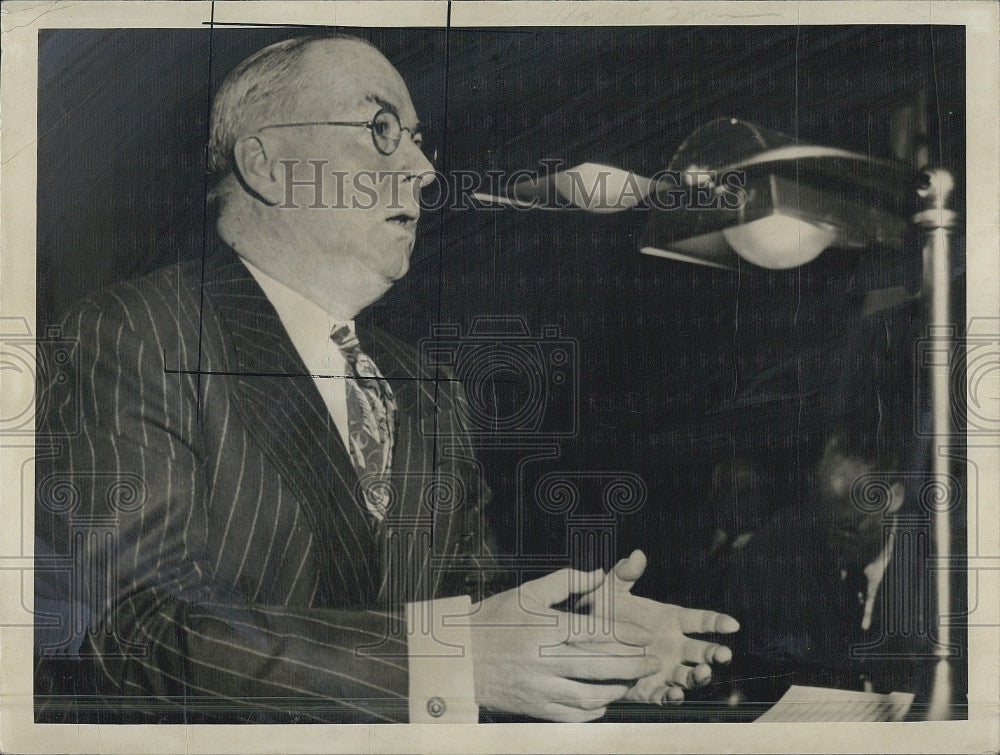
36, 33, 737, 724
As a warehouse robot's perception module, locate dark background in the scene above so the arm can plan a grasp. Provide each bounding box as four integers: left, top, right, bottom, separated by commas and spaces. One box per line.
37, 25, 967, 706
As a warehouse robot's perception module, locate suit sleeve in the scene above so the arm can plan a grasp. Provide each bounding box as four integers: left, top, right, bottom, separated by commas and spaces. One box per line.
37, 294, 411, 723
446, 385, 513, 601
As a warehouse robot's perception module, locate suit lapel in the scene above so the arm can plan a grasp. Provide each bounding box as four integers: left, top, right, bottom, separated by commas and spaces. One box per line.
202, 246, 380, 606
366, 324, 460, 602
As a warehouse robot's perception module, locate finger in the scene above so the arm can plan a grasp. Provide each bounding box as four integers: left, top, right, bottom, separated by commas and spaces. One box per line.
670, 661, 712, 688
715, 614, 740, 633
712, 644, 733, 665
522, 567, 606, 606
691, 662, 712, 686
627, 683, 684, 705
612, 549, 647, 585
578, 557, 639, 611
682, 638, 731, 665
670, 663, 695, 687
551, 651, 661, 681
561, 639, 651, 664
679, 608, 741, 635
612, 619, 654, 647
660, 685, 685, 705
568, 618, 653, 648
565, 636, 652, 657
551, 678, 631, 710
537, 703, 608, 723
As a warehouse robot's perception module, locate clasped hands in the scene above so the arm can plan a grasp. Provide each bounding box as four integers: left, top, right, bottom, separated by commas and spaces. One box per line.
469, 550, 739, 722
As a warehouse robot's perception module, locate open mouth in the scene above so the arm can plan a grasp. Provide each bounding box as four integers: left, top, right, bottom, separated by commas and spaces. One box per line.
386, 212, 418, 231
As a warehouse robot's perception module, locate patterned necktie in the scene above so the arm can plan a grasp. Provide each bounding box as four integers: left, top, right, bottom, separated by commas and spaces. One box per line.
330, 325, 397, 521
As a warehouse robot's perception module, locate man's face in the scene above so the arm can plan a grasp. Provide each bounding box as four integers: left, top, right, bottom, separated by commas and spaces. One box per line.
820, 446, 904, 568
263, 41, 435, 286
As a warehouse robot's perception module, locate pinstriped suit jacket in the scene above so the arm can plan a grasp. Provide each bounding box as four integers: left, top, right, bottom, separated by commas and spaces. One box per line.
36, 235, 498, 723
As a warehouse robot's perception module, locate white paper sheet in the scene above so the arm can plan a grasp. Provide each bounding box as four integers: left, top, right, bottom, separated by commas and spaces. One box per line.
755, 685, 915, 723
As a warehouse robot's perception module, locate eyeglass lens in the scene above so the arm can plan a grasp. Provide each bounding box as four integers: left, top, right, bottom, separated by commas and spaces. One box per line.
371, 109, 430, 159
371, 110, 401, 154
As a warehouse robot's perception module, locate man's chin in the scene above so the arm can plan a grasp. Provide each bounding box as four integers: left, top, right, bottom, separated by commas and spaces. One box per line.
385, 255, 411, 282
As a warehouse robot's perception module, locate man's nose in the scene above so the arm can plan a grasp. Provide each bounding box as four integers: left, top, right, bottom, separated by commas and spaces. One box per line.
400, 137, 437, 190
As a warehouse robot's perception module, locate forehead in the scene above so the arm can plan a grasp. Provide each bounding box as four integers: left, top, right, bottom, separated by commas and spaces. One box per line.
295, 39, 416, 118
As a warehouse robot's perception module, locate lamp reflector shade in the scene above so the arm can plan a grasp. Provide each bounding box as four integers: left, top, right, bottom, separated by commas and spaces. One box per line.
640, 118, 923, 269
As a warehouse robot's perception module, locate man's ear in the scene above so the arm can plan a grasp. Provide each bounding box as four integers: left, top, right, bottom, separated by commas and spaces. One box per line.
232, 135, 283, 205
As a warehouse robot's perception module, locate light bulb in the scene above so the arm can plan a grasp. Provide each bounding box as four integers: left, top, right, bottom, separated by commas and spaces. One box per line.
722, 214, 837, 269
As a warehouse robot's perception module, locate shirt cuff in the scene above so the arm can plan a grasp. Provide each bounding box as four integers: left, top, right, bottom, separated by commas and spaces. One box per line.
406, 595, 478, 723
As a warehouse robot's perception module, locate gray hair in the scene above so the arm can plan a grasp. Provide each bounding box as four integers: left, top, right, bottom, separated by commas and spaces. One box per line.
207, 33, 374, 175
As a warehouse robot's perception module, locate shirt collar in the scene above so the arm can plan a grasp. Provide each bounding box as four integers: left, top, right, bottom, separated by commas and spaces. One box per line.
242, 257, 354, 355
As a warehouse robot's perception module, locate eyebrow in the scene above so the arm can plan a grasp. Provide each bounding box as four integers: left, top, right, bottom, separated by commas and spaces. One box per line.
365, 94, 423, 132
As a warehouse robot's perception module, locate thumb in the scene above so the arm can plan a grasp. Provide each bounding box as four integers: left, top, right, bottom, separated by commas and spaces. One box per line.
612, 549, 647, 586
579, 551, 644, 609
522, 567, 606, 606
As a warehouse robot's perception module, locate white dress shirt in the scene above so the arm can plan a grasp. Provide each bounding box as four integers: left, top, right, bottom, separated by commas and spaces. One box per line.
243, 258, 478, 723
